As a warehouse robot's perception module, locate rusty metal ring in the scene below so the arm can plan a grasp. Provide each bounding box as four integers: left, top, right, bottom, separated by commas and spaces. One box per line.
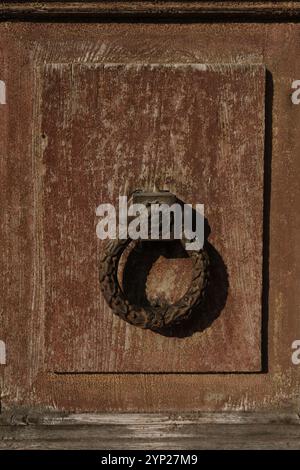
99, 236, 210, 332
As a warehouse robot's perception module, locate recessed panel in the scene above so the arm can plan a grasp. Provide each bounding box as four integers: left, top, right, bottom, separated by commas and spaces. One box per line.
35, 63, 265, 372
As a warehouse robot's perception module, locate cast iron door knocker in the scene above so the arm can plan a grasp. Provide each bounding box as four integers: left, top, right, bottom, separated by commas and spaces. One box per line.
99, 191, 210, 332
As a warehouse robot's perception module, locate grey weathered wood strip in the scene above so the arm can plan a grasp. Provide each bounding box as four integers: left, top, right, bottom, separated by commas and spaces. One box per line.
1, 411, 299, 426
1, 416, 300, 449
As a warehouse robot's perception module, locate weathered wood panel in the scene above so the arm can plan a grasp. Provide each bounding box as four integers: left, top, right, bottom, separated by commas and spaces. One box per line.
0, 22, 299, 412
36, 63, 265, 373
1, 413, 300, 450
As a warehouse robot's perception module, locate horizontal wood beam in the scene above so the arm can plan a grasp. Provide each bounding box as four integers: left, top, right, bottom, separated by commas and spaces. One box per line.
1, 411, 299, 426
1, 412, 300, 449
1, 2, 300, 21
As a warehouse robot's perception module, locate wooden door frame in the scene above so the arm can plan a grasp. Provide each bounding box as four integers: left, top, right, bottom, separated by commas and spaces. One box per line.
1, 0, 300, 449
0, 1, 300, 21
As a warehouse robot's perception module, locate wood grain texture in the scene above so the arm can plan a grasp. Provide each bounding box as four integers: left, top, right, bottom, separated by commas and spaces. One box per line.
1, 2, 300, 20
0, 40, 8, 409
0, 22, 299, 413
2, 425, 300, 450
36, 63, 265, 373
1, 412, 300, 449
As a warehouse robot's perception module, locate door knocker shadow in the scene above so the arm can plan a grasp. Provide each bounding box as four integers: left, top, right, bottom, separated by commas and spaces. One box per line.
120, 218, 229, 338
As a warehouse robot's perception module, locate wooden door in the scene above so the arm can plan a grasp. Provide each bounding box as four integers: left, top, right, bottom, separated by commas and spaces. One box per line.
0, 3, 300, 425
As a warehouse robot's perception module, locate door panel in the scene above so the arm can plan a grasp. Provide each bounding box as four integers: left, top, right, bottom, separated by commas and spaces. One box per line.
35, 63, 265, 372
1, 22, 299, 412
